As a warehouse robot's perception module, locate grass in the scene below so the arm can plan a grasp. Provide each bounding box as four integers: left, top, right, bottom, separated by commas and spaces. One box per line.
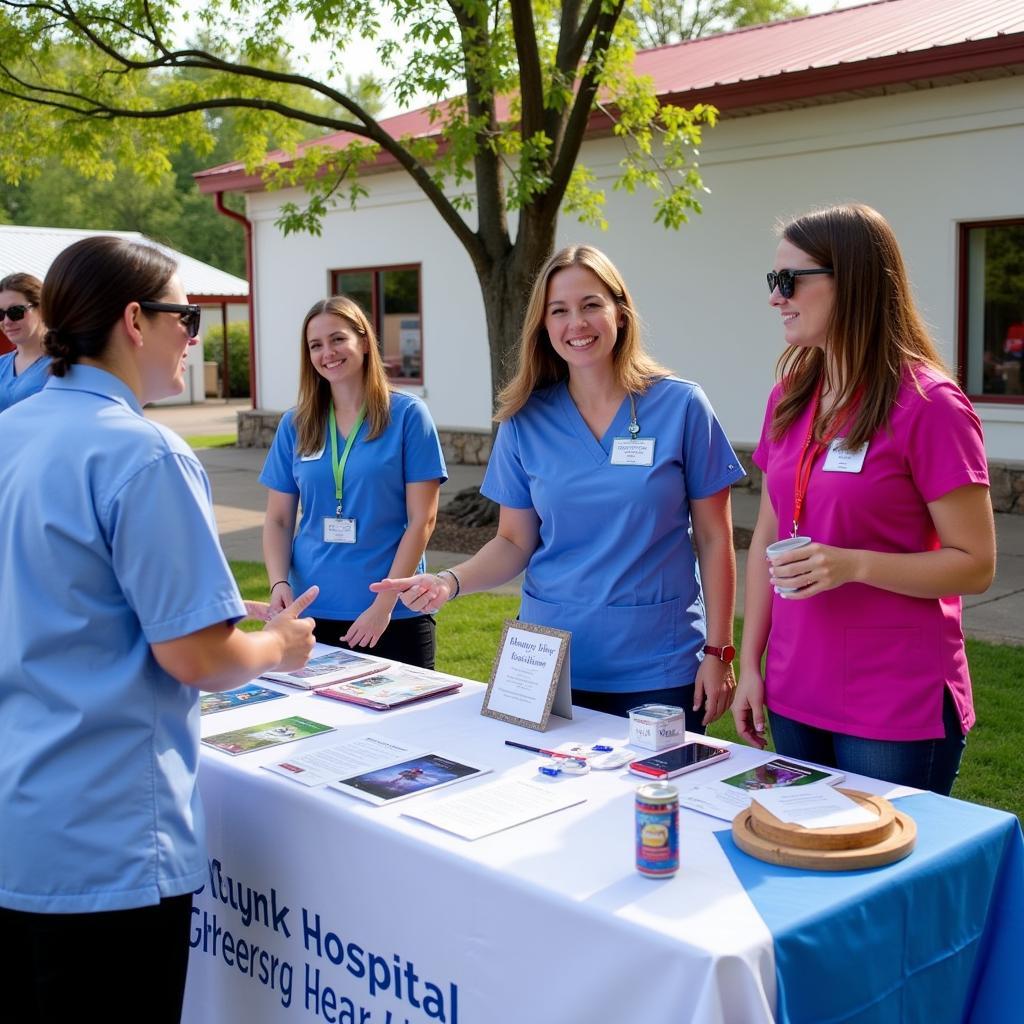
185, 433, 237, 449
231, 560, 1023, 821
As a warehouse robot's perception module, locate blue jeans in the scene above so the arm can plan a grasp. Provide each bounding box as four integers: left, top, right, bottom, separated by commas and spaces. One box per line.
767, 688, 966, 796
573, 684, 706, 735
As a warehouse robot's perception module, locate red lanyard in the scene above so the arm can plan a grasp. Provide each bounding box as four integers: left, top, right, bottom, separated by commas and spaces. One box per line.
791, 382, 839, 537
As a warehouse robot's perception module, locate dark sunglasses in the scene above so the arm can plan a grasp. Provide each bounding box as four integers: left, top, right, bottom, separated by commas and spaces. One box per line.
766, 268, 833, 299
139, 300, 202, 338
0, 303, 36, 322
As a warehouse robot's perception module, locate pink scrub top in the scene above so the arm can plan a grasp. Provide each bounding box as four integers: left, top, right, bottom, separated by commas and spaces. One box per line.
753, 365, 989, 741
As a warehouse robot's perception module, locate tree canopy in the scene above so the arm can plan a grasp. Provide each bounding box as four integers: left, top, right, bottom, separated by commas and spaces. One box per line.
0, 1, 790, 407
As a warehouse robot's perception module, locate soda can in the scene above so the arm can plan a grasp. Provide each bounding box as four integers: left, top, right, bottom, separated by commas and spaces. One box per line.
635, 782, 680, 878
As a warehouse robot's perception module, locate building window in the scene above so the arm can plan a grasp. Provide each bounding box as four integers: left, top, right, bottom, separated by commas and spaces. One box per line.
330, 264, 422, 384
960, 220, 1024, 401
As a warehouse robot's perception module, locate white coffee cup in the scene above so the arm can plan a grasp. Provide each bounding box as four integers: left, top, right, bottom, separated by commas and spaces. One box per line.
765, 536, 812, 594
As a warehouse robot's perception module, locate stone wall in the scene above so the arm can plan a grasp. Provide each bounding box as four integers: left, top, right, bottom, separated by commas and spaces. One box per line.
237, 413, 1023, 513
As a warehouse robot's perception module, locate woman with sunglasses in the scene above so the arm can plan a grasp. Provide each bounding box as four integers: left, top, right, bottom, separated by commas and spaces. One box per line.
733, 203, 995, 795
0, 236, 318, 1022
0, 272, 50, 412
260, 296, 447, 667
372, 244, 744, 728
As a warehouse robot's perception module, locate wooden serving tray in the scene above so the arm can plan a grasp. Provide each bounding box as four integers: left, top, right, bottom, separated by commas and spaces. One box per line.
732, 789, 916, 871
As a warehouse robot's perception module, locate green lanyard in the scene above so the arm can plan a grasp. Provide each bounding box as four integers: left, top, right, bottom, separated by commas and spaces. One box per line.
328, 403, 366, 515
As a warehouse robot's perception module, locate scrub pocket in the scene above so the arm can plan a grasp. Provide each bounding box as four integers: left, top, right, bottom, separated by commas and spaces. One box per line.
520, 589, 682, 691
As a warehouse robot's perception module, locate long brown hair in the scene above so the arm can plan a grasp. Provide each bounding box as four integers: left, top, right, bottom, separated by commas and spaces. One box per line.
40, 238, 176, 378
495, 244, 670, 421
293, 296, 392, 454
771, 203, 949, 448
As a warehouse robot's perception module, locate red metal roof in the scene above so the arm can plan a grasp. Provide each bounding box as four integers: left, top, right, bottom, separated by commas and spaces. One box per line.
196, 0, 1024, 192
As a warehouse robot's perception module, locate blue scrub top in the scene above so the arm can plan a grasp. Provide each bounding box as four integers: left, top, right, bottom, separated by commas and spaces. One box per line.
0, 366, 246, 914
482, 377, 745, 692
260, 391, 448, 621
0, 349, 51, 412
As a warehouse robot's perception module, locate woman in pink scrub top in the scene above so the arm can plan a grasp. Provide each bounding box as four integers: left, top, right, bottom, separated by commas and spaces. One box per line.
733, 204, 996, 795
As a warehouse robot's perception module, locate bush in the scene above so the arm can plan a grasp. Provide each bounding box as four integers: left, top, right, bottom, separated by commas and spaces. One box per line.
204, 322, 250, 397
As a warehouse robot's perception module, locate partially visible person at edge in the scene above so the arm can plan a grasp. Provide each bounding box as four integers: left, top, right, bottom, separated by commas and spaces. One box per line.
0, 272, 51, 411
260, 295, 447, 668
0, 236, 318, 1023
373, 244, 744, 729
733, 203, 996, 795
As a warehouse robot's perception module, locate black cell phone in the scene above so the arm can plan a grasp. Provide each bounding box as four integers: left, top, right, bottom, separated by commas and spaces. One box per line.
628, 741, 731, 779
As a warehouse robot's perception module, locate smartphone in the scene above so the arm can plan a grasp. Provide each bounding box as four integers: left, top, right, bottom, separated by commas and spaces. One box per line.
628, 741, 731, 779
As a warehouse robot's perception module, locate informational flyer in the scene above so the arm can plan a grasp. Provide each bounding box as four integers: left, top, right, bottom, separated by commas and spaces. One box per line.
200, 683, 286, 716
331, 754, 490, 806
404, 778, 587, 840
262, 735, 417, 787
202, 716, 334, 756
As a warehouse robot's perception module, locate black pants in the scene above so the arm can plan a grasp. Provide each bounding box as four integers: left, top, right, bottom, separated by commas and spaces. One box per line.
314, 614, 437, 668
0, 893, 193, 1023
573, 683, 706, 734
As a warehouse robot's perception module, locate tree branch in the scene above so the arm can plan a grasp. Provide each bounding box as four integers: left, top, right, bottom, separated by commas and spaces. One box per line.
508, 0, 543, 137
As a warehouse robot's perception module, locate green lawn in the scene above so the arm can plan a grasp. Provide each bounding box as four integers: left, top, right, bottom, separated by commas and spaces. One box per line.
231, 560, 1023, 821
185, 433, 237, 449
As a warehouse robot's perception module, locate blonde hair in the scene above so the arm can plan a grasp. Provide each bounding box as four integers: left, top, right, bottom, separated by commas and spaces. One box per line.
293, 296, 392, 454
772, 203, 949, 448
495, 244, 671, 421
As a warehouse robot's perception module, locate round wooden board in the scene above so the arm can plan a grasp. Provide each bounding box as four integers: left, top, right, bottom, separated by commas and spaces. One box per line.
732, 796, 917, 871
747, 789, 896, 850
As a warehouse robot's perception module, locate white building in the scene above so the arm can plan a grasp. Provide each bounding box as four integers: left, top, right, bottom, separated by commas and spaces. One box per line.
196, 0, 1024, 506
0, 224, 249, 404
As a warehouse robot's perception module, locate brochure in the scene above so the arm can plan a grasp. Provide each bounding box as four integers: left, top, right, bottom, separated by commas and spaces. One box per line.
330, 753, 490, 806
202, 716, 334, 756
262, 648, 391, 690
677, 757, 845, 822
263, 735, 417, 788
720, 758, 843, 791
403, 778, 587, 841
200, 683, 286, 716
316, 671, 461, 710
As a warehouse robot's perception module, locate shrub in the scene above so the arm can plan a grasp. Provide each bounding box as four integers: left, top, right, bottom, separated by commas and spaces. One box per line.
204, 322, 250, 397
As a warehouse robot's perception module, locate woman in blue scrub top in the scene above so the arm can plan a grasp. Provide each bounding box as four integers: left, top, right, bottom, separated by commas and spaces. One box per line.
375, 245, 744, 729
261, 295, 447, 668
0, 236, 317, 1023
0, 272, 51, 411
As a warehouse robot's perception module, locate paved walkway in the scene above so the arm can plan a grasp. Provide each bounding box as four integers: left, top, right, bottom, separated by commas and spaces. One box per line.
146, 400, 1024, 646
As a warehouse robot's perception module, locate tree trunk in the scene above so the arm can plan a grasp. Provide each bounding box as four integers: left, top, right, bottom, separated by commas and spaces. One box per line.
445, 219, 557, 527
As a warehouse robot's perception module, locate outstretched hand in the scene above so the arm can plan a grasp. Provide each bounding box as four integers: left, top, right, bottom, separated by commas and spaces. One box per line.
370, 574, 454, 614
263, 585, 319, 671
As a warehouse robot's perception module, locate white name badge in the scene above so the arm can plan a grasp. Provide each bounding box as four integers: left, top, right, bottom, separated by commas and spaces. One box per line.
610, 437, 655, 466
323, 517, 357, 544
823, 438, 869, 473
300, 445, 326, 462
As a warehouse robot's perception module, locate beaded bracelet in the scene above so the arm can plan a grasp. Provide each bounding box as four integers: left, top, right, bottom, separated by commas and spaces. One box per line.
437, 568, 462, 600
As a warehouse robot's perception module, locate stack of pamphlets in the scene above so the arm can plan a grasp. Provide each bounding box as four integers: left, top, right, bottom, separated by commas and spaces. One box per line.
262, 648, 390, 690
316, 670, 461, 710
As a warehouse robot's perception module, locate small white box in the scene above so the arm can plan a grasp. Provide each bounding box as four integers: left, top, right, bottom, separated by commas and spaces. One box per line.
628, 704, 685, 751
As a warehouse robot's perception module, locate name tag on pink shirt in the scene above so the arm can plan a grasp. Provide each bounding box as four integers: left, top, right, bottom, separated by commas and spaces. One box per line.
823, 438, 869, 473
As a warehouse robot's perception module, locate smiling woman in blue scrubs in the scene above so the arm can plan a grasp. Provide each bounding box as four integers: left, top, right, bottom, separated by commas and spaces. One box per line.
261, 295, 447, 668
375, 245, 744, 729
0, 236, 317, 1023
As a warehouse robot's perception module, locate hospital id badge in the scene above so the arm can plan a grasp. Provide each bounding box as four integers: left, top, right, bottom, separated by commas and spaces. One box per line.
610, 437, 655, 466
323, 516, 357, 544
823, 438, 868, 473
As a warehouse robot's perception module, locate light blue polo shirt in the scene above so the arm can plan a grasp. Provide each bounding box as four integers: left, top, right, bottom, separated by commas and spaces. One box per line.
0, 350, 51, 412
260, 391, 448, 621
0, 365, 246, 913
482, 377, 745, 692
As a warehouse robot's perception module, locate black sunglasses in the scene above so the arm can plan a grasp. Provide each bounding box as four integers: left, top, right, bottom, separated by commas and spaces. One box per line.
139, 300, 202, 338
766, 268, 833, 299
0, 303, 36, 322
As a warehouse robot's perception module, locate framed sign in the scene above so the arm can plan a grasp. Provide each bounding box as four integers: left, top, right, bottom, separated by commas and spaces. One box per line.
481, 621, 572, 731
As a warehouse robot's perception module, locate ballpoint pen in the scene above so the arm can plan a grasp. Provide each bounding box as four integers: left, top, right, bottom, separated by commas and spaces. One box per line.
504, 739, 587, 762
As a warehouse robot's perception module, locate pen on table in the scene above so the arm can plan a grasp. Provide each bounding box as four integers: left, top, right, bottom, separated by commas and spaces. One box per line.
504, 740, 587, 762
